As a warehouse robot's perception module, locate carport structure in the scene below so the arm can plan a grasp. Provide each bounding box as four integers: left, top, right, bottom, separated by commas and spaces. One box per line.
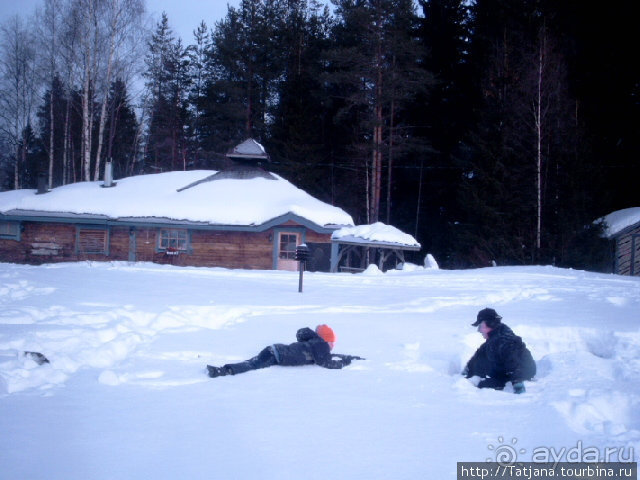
329, 223, 421, 272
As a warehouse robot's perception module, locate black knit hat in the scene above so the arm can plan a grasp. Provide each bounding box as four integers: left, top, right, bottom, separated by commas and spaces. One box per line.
471, 308, 502, 328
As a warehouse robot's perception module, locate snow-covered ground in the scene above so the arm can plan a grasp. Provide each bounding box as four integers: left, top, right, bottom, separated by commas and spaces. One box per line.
1, 261, 639, 479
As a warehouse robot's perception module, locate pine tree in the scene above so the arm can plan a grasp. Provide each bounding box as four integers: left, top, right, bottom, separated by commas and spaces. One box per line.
268, 0, 336, 201
328, 0, 425, 224
203, 0, 285, 154
403, 0, 472, 259
457, 0, 581, 266
143, 13, 191, 172
104, 79, 139, 178
186, 21, 210, 167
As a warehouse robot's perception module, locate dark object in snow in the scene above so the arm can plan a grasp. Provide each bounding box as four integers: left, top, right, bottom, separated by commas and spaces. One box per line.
206, 325, 364, 378
23, 351, 50, 365
463, 309, 536, 393
331, 353, 366, 361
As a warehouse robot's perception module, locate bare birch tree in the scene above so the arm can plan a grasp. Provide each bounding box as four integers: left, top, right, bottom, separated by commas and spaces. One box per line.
36, 0, 64, 188
92, 0, 144, 181
520, 21, 568, 257
59, 5, 81, 185
67, 0, 144, 182
0, 15, 39, 189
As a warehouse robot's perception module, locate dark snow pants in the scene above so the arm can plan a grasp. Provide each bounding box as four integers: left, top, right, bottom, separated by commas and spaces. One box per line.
223, 346, 278, 375
477, 377, 508, 390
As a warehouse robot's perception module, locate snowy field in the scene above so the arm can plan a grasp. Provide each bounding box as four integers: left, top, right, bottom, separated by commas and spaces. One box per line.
1, 261, 639, 479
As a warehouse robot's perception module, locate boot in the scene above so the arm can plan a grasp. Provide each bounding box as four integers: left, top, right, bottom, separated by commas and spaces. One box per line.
207, 365, 228, 378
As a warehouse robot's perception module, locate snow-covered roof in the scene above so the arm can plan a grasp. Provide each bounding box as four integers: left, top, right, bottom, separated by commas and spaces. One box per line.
226, 138, 269, 161
0, 170, 354, 229
332, 222, 420, 249
600, 207, 640, 238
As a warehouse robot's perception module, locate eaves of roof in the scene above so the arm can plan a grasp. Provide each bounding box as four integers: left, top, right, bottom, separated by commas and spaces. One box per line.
609, 220, 640, 239
331, 234, 422, 250
0, 210, 344, 234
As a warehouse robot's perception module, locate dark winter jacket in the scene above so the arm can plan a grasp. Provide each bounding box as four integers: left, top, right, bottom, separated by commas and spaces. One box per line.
272, 327, 351, 369
464, 323, 536, 386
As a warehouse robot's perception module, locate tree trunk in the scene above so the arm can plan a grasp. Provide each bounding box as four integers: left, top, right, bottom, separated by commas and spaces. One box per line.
48, 87, 55, 187
81, 67, 92, 181
371, 11, 384, 224
93, 0, 123, 181
14, 143, 20, 190
62, 92, 71, 184
534, 25, 547, 254
414, 158, 424, 239
386, 97, 395, 224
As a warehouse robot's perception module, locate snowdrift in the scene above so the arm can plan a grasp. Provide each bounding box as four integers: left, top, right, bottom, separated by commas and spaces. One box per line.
1, 262, 638, 479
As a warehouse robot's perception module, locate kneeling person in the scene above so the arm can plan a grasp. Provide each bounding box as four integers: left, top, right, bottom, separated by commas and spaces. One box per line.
463, 308, 536, 393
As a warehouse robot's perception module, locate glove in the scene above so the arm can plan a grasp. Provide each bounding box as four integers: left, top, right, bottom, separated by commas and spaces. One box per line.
342, 356, 352, 366
512, 382, 526, 394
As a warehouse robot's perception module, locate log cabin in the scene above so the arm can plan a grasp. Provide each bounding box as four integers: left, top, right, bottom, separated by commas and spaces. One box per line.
0, 140, 354, 272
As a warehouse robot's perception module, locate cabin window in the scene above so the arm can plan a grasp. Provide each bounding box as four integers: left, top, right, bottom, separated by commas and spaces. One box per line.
77, 227, 108, 255
158, 229, 189, 252
0, 221, 20, 240
279, 233, 298, 260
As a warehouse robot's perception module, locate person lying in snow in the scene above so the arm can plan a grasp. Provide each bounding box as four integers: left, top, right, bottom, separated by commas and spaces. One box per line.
462, 308, 536, 393
206, 324, 364, 378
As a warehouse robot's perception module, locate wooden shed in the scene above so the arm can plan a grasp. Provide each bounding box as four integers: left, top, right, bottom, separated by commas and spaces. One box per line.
0, 143, 353, 271
602, 207, 640, 276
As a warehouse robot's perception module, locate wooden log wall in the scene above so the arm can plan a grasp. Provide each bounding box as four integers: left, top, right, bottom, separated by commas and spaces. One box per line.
615, 224, 640, 276
0, 221, 332, 270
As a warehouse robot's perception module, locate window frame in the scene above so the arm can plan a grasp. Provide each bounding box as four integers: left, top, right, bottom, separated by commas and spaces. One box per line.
0, 221, 21, 240
278, 233, 299, 260
157, 228, 191, 254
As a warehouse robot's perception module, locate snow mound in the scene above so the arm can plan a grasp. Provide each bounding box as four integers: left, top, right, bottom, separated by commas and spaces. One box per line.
424, 253, 439, 270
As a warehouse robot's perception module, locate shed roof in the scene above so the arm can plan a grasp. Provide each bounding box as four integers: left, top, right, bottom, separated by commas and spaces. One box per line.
332, 222, 421, 250
600, 207, 640, 238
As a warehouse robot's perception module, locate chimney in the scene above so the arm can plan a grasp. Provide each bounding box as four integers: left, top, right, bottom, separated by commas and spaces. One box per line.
102, 161, 115, 188
36, 173, 48, 195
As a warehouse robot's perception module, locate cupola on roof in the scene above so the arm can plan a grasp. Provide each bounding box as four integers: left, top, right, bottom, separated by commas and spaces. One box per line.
226, 138, 269, 162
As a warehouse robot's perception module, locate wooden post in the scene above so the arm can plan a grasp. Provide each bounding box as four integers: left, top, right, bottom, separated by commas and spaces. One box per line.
298, 259, 304, 293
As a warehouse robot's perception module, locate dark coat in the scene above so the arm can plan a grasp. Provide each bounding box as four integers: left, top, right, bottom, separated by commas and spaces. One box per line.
464, 323, 536, 387
272, 327, 350, 369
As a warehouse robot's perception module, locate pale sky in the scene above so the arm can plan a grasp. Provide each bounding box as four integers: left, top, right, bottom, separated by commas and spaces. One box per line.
0, 0, 241, 43
0, 1, 335, 44
146, 0, 241, 42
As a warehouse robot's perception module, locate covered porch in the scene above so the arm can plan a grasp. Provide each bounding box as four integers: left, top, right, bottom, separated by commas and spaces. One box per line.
329, 223, 421, 273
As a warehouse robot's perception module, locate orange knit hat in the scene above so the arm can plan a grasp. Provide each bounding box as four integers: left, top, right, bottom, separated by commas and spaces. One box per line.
316, 324, 336, 343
